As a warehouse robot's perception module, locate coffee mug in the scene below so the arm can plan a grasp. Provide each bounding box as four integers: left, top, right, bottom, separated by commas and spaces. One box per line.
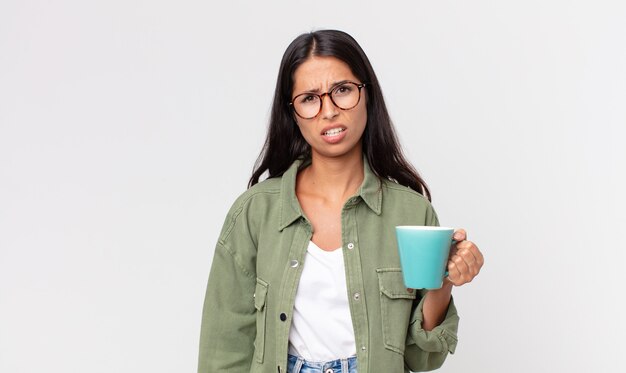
395, 226, 455, 289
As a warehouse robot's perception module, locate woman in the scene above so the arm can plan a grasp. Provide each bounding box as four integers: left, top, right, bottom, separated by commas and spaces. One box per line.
198, 30, 484, 373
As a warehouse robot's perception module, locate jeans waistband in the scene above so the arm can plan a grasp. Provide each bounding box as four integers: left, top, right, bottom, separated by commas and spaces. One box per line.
287, 354, 357, 373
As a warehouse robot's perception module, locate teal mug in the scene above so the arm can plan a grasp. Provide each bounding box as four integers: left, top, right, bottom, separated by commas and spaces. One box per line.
395, 226, 455, 289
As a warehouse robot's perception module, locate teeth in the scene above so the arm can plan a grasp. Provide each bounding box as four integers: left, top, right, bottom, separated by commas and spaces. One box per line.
324, 128, 345, 136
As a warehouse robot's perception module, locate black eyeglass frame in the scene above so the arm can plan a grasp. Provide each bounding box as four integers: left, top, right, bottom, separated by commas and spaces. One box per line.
289, 82, 367, 119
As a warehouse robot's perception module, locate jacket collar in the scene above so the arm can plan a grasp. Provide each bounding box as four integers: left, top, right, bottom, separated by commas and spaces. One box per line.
278, 155, 382, 231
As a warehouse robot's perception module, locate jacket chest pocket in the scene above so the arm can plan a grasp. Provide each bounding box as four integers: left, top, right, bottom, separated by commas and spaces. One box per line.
377, 268, 417, 355
253, 278, 269, 364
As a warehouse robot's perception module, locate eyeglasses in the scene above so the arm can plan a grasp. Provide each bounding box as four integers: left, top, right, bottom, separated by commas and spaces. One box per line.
289, 81, 367, 119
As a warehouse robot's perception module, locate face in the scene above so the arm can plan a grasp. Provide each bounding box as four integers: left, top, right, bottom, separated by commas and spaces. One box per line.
291, 56, 367, 160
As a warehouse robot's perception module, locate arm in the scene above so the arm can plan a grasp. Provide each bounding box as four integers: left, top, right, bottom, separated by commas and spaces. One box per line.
423, 227, 485, 331
419, 202, 454, 332
198, 242, 256, 372
422, 281, 453, 331
404, 292, 459, 371
403, 203, 459, 371
421, 228, 484, 330
404, 205, 484, 371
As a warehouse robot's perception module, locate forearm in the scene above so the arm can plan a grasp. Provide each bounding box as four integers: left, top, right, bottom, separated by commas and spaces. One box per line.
421, 281, 453, 331
404, 284, 459, 371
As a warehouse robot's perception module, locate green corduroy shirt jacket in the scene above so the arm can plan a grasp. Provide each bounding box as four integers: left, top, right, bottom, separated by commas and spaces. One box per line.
198, 157, 459, 373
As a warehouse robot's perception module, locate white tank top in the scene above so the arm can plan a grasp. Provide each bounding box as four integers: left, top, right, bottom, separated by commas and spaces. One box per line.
288, 241, 357, 361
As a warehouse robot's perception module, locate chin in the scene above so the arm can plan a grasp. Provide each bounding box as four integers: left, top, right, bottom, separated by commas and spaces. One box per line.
314, 144, 362, 159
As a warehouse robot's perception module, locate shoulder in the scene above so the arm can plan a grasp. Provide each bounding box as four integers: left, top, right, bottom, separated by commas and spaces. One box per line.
381, 179, 432, 207
380, 179, 439, 226
231, 177, 282, 211
217, 176, 284, 243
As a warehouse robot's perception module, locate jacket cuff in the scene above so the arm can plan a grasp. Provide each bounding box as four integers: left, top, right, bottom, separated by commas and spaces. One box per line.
407, 294, 459, 354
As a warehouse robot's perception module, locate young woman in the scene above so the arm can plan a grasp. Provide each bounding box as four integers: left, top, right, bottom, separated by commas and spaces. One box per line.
198, 30, 484, 373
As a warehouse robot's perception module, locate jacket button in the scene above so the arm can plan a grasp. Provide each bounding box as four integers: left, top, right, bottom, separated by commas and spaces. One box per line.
347, 242, 355, 250
280, 313, 287, 321
290, 259, 299, 268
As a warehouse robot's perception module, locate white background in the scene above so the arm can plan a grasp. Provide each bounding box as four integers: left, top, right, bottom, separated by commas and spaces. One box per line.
1, 1, 625, 372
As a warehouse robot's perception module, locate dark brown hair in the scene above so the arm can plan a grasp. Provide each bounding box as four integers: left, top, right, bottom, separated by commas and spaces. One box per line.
249, 30, 431, 201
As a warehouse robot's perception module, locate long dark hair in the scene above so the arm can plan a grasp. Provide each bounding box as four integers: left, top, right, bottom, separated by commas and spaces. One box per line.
248, 29, 432, 201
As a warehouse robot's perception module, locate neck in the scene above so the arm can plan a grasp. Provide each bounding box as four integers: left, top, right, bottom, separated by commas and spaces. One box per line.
302, 148, 365, 203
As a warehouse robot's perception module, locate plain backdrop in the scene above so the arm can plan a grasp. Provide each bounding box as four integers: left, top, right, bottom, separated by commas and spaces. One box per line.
1, 1, 625, 372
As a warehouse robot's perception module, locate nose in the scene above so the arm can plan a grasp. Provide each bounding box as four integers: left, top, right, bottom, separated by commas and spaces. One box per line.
320, 93, 339, 120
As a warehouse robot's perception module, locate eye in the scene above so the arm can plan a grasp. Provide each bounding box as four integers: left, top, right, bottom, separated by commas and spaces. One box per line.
298, 94, 319, 104
333, 84, 353, 96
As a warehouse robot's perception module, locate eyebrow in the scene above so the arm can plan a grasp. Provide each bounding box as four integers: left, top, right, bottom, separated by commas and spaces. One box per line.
297, 80, 352, 95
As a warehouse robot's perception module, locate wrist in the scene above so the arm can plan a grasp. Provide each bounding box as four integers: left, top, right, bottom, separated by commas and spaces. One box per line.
427, 281, 453, 301
421, 282, 453, 331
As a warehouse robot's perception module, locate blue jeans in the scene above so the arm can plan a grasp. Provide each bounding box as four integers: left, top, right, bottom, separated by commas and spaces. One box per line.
287, 354, 358, 373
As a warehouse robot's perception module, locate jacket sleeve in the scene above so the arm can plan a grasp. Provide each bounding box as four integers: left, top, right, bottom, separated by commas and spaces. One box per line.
404, 294, 459, 371
403, 202, 460, 371
198, 198, 258, 372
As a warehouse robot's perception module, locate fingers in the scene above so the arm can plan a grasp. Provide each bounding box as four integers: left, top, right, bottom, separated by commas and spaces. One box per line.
453, 228, 467, 241
473, 244, 485, 269
446, 259, 462, 285
448, 240, 484, 286
460, 240, 485, 272
452, 250, 471, 276
448, 262, 464, 286
447, 229, 484, 287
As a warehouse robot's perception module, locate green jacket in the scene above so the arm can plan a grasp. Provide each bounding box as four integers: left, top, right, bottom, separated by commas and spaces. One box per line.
198, 157, 459, 373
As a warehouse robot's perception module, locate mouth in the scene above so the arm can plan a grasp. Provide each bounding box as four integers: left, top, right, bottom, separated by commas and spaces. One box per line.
320, 125, 348, 144
321, 126, 347, 137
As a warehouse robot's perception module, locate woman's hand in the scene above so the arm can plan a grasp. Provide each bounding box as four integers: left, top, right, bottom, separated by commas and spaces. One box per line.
445, 229, 484, 286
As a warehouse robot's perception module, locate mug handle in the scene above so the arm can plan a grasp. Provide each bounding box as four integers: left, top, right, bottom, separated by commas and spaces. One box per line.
444, 239, 458, 278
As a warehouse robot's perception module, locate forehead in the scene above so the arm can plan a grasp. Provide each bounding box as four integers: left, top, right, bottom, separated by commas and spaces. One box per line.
292, 56, 358, 92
